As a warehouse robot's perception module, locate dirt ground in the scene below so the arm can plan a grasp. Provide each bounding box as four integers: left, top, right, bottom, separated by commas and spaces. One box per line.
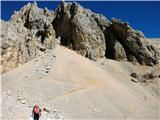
1, 45, 160, 120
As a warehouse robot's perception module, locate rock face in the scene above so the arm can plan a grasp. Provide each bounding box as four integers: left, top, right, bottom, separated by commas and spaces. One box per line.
1, 2, 160, 73
53, 2, 159, 65
53, 2, 110, 60
105, 19, 160, 66
1, 2, 56, 73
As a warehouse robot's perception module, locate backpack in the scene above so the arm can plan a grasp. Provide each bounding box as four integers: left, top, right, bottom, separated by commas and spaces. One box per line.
34, 106, 39, 114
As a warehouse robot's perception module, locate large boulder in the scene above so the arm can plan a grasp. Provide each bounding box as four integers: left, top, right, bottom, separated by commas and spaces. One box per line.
53, 2, 110, 61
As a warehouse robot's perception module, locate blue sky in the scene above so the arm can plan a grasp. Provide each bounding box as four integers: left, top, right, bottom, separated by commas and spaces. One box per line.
1, 1, 160, 38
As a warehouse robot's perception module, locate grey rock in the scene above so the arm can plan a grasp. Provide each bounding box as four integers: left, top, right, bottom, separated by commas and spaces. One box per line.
131, 79, 138, 83
105, 18, 159, 66
130, 73, 138, 78
53, 2, 108, 61
7, 90, 12, 96
130, 66, 160, 83
54, 2, 159, 65
46, 65, 51, 70
105, 27, 127, 61
1, 1, 160, 75
53, 109, 59, 113
43, 107, 50, 113
21, 100, 26, 104
17, 96, 23, 101
113, 41, 127, 61
92, 13, 110, 32
93, 108, 100, 112
11, 2, 54, 29
1, 2, 56, 74
1, 43, 10, 49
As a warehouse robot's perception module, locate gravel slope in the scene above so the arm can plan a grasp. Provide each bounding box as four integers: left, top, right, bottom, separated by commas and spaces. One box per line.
2, 45, 160, 120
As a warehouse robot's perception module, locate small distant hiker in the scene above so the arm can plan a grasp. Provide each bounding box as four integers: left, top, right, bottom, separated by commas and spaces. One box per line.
32, 104, 41, 120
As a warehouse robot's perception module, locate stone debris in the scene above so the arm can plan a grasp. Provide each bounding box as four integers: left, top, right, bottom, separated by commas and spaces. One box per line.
21, 100, 26, 104
17, 96, 26, 104
93, 108, 100, 112
130, 66, 160, 83
53, 113, 63, 120
44, 62, 53, 74
7, 90, 12, 96
53, 109, 59, 113
130, 73, 138, 78
46, 66, 51, 69
17, 96, 23, 101
46, 70, 49, 73
44, 107, 50, 113
131, 79, 138, 83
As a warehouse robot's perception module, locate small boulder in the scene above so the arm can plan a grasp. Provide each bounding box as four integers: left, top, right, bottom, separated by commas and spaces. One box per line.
7, 90, 12, 96
18, 96, 23, 101
21, 100, 26, 104
130, 73, 138, 78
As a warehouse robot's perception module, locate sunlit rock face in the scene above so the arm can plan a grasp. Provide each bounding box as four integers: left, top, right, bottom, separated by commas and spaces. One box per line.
53, 2, 159, 65
105, 18, 160, 66
1, 2, 56, 73
1, 2, 160, 74
53, 2, 109, 61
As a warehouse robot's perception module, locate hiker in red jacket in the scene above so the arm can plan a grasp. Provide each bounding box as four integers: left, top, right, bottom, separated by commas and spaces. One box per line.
32, 104, 41, 120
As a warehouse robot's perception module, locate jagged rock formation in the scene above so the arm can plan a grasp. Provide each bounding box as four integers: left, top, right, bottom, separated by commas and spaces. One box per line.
53, 2, 110, 60
11, 2, 54, 29
1, 2, 56, 73
1, 1, 160, 73
105, 18, 160, 66
53, 2, 159, 65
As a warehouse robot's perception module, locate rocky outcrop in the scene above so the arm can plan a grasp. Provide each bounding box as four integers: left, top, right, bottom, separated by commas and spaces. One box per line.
105, 18, 160, 66
10, 2, 54, 29
1, 2, 160, 74
53, 2, 110, 61
1, 2, 56, 74
53, 2, 159, 65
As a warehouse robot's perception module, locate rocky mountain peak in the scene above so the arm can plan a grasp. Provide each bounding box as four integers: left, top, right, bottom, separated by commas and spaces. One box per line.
1, 2, 56, 73
11, 2, 54, 30
1, 2, 160, 73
